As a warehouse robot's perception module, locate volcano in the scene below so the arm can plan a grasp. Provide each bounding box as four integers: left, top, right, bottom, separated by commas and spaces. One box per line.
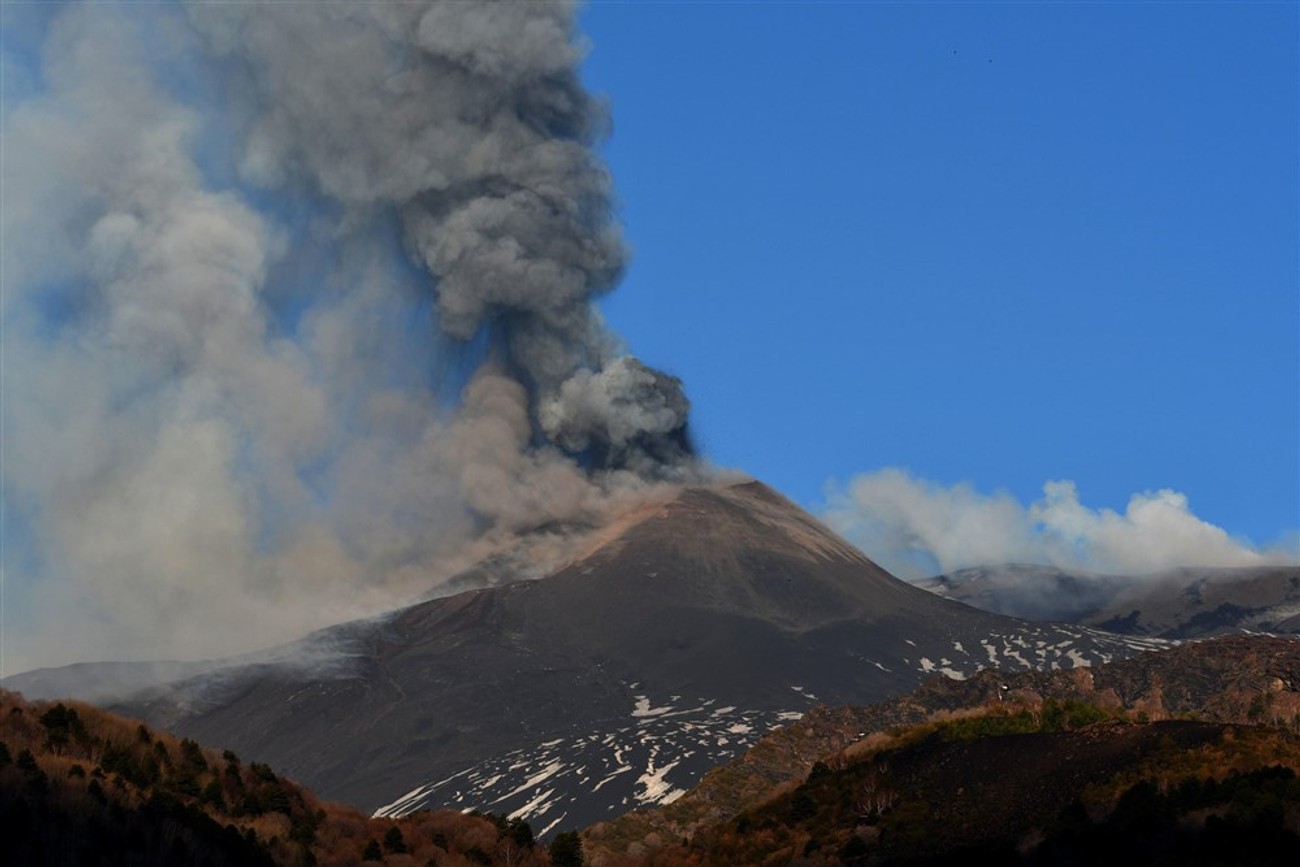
11, 481, 1165, 834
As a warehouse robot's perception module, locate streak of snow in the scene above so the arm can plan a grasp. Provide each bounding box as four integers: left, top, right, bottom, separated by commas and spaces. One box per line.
981, 641, 999, 664
489, 761, 564, 805
635, 758, 682, 804
538, 813, 568, 838
373, 764, 475, 818
632, 696, 674, 718
591, 765, 633, 793
1066, 648, 1091, 667
508, 787, 556, 820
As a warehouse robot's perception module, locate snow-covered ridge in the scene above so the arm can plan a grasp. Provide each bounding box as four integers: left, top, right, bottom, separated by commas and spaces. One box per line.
364, 623, 1159, 831
372, 626, 1167, 835
373, 693, 811, 835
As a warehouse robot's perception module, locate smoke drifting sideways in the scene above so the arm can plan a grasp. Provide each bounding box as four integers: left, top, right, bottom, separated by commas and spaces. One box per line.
0, 1, 701, 674
823, 468, 1299, 581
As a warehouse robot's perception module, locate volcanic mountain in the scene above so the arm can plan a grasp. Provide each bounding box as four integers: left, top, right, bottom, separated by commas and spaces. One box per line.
9, 481, 1163, 834
919, 564, 1300, 637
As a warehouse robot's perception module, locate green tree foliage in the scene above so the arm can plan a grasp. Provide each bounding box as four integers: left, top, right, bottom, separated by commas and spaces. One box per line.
180, 738, 208, 771
200, 778, 226, 809
100, 741, 161, 789
1039, 698, 1111, 732
549, 830, 584, 867
937, 709, 1040, 741
289, 809, 324, 847
38, 703, 88, 753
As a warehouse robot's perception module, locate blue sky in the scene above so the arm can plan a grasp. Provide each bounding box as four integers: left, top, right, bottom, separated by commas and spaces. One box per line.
578, 1, 1299, 552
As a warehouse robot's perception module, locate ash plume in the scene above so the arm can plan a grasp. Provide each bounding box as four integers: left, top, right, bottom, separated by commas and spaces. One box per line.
1, 1, 698, 674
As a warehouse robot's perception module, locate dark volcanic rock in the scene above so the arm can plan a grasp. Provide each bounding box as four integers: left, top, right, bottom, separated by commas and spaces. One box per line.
44, 482, 1158, 833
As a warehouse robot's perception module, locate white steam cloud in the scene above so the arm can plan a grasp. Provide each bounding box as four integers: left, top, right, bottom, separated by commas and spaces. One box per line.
1, 2, 697, 675
823, 468, 1296, 580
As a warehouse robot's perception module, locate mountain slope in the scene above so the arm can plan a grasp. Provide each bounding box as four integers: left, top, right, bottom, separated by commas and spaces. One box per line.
32, 482, 1163, 833
0, 690, 558, 867
585, 633, 1300, 860
920, 564, 1300, 637
616, 720, 1300, 866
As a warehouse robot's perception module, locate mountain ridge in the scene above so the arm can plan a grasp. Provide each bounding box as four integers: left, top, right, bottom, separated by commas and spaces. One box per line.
10, 480, 1167, 833
919, 563, 1300, 637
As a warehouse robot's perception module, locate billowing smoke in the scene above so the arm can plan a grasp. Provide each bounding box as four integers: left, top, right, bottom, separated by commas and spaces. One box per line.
823, 468, 1298, 580
1, 1, 697, 674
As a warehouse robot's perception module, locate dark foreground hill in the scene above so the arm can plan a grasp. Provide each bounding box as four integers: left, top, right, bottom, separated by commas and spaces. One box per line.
588, 634, 1300, 866
10, 482, 1163, 833
611, 720, 1300, 866
586, 634, 1300, 861
0, 690, 572, 867
7, 636, 1296, 867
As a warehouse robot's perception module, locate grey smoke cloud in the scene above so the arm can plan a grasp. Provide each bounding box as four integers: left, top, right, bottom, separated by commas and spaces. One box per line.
823, 468, 1297, 580
540, 357, 692, 466
1, 1, 696, 674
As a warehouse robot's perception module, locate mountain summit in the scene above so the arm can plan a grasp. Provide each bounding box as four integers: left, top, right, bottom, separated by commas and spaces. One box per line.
22, 481, 1162, 833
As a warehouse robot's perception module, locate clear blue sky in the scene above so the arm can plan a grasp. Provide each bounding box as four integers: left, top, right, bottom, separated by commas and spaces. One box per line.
578, 1, 1299, 549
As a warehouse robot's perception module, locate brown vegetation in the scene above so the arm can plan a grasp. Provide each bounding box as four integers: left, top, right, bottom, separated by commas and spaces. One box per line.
0, 690, 576, 866
585, 634, 1300, 863
597, 714, 1300, 866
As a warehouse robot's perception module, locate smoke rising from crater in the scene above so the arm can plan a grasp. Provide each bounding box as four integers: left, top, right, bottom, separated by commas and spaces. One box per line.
1, 1, 696, 674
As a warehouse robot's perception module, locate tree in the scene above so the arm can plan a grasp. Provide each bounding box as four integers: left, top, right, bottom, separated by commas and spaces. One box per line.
549, 831, 584, 867
40, 703, 87, 753
505, 817, 533, 848
362, 839, 382, 861
383, 825, 408, 853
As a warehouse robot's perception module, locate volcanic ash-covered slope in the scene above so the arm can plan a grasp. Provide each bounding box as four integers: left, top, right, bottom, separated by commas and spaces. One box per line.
921, 564, 1300, 637
111, 481, 1160, 833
